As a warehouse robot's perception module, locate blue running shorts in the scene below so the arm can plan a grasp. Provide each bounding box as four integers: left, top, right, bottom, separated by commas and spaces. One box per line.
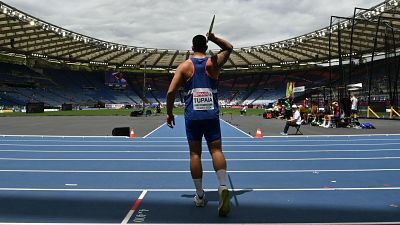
185, 118, 221, 143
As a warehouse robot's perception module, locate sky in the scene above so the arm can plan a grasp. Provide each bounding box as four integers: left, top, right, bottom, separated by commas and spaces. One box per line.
3, 0, 384, 50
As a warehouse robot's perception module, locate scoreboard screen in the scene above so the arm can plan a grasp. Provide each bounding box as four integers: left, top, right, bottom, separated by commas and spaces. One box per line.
105, 72, 127, 89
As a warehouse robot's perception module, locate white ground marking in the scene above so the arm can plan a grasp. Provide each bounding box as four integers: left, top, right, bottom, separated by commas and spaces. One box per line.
220, 119, 254, 138
121, 190, 147, 224
0, 168, 400, 173
0, 148, 399, 153
1, 157, 400, 161
0, 187, 400, 192
1, 223, 400, 225
1, 138, 400, 143
1, 142, 400, 147
142, 123, 167, 138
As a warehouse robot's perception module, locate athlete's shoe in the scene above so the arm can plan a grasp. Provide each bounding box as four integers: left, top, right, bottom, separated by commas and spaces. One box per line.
218, 185, 230, 217
194, 191, 206, 207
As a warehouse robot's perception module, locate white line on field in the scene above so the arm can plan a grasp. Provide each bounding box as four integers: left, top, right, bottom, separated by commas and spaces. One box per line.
0, 148, 399, 153
1, 138, 400, 143
1, 143, 400, 147
1, 157, 400, 161
143, 123, 166, 138
121, 190, 147, 224
220, 119, 253, 138
0, 187, 400, 192
1, 168, 400, 173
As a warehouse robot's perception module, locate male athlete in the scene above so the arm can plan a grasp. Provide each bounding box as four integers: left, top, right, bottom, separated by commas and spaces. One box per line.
166, 33, 233, 216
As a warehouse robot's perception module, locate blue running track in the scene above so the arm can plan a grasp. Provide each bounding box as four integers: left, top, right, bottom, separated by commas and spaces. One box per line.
0, 117, 400, 224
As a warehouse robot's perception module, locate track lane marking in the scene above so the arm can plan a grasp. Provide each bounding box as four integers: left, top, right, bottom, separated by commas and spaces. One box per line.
1, 148, 399, 153
1, 138, 400, 143
1, 133, 399, 139
1, 187, 400, 192
1, 157, 400, 161
220, 119, 254, 138
1, 222, 400, 225
121, 190, 147, 224
142, 123, 166, 138
1, 142, 400, 147
1, 168, 400, 173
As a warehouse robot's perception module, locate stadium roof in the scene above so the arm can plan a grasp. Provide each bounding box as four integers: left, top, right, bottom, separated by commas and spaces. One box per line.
0, 0, 399, 70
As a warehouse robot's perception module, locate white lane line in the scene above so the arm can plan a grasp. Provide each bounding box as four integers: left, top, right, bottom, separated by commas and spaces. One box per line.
1, 187, 400, 192
142, 123, 166, 138
65, 184, 78, 186
1, 148, 399, 153
1, 169, 400, 173
2, 138, 400, 143
1, 142, 400, 147
121, 190, 147, 224
1, 133, 399, 139
1, 222, 400, 225
0, 135, 128, 138
220, 119, 254, 138
0, 140, 136, 143
1, 157, 400, 161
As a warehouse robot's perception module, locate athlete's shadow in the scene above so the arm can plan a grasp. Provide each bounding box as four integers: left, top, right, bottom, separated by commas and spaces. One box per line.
181, 189, 253, 206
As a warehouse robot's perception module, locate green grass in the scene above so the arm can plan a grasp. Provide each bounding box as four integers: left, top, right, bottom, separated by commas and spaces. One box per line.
0, 108, 266, 117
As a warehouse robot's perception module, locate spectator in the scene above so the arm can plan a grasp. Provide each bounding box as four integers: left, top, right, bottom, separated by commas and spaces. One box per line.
308, 102, 319, 124
321, 100, 333, 128
280, 104, 302, 135
350, 94, 358, 118
283, 96, 293, 119
240, 105, 247, 115
303, 98, 309, 109
156, 103, 161, 114
299, 104, 308, 122
332, 101, 341, 128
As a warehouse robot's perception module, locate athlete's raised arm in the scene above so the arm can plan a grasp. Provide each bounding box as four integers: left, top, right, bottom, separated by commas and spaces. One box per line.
207, 33, 233, 69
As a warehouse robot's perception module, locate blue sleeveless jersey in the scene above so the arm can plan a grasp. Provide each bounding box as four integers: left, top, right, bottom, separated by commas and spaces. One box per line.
184, 57, 219, 120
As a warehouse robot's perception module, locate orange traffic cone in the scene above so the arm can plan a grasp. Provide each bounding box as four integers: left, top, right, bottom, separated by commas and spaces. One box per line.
255, 128, 263, 138
129, 128, 135, 138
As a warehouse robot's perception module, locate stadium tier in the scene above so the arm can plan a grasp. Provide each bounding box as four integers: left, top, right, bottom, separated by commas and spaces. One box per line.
1, 56, 398, 109
0, 0, 398, 112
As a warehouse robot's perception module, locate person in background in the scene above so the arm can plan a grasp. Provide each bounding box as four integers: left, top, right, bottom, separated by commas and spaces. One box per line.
321, 100, 333, 128
280, 104, 302, 135
350, 94, 358, 119
332, 101, 341, 128
303, 98, 309, 109
240, 105, 247, 115
283, 96, 293, 119
308, 102, 319, 124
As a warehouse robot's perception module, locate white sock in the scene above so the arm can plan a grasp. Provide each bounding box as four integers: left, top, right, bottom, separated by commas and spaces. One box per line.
193, 179, 203, 197
216, 169, 227, 187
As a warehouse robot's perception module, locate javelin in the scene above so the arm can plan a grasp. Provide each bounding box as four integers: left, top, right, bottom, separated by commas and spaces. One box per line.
207, 15, 215, 42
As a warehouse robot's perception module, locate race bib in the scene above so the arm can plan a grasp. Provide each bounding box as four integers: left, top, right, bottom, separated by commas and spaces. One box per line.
193, 89, 214, 111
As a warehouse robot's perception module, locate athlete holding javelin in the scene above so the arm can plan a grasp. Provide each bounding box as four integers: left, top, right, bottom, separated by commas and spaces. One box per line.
166, 32, 233, 216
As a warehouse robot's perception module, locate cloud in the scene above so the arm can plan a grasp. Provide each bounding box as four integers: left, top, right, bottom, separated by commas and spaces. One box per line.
3, 0, 383, 50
